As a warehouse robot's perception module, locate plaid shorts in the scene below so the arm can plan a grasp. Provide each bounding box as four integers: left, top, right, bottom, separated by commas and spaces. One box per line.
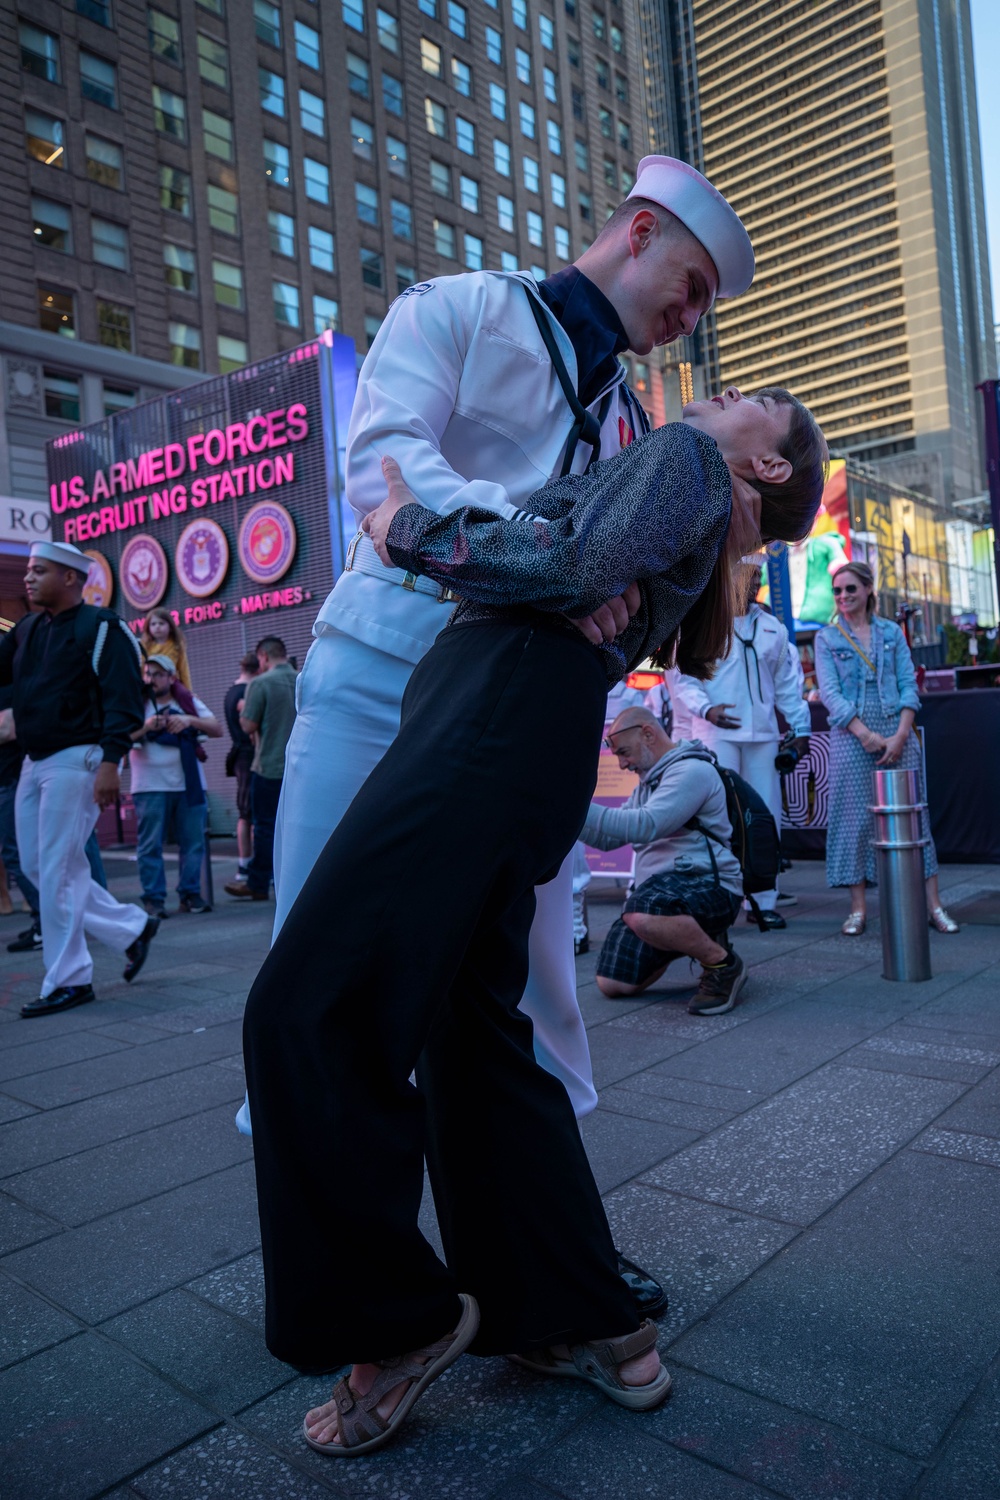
596, 871, 743, 988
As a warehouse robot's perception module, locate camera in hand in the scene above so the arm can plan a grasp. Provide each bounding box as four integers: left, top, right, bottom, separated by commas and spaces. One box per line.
774, 732, 802, 775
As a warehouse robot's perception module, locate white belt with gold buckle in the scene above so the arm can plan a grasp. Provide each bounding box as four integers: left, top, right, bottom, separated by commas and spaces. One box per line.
345, 530, 459, 603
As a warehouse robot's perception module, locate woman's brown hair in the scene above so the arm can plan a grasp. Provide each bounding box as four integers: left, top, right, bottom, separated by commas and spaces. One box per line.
832, 560, 877, 618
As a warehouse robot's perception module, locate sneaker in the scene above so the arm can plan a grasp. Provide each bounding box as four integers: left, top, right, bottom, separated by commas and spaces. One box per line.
179, 894, 212, 914
775, 892, 798, 908
142, 898, 168, 920
7, 922, 41, 953
688, 951, 747, 1016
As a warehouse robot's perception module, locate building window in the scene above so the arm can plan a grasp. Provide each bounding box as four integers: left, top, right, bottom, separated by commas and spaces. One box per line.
603, 156, 615, 185
615, 72, 628, 104
452, 57, 471, 97
197, 33, 229, 89
599, 106, 612, 138
434, 219, 456, 258
571, 86, 584, 120
395, 261, 415, 294
347, 53, 370, 98
459, 174, 479, 212
539, 12, 554, 47
543, 66, 557, 103
574, 138, 588, 172
519, 101, 536, 138
619, 164, 633, 193
152, 86, 186, 140
218, 336, 247, 373
263, 138, 291, 186
421, 38, 442, 78
578, 188, 592, 221
547, 119, 562, 155
259, 68, 285, 116
610, 21, 622, 52
268, 210, 295, 256
80, 52, 118, 108
351, 116, 374, 159
419, 0, 438, 16
551, 171, 566, 206
523, 156, 539, 193
98, 300, 133, 351
20, 24, 60, 84
304, 157, 330, 202
308, 225, 335, 272
212, 258, 244, 307
567, 33, 580, 66
377, 8, 399, 51
447, 1, 467, 38
386, 135, 408, 176
512, 0, 528, 29
38, 286, 75, 337
456, 116, 476, 155
486, 26, 502, 65
78, 0, 112, 22
493, 138, 511, 176
203, 109, 233, 160
149, 9, 182, 64
489, 82, 506, 120
43, 371, 81, 422
554, 223, 570, 260
164, 243, 197, 292
595, 57, 608, 90
342, 0, 364, 32
463, 231, 483, 269
207, 184, 239, 234
515, 47, 531, 84
391, 198, 413, 240
497, 193, 514, 232
198, 0, 224, 13
592, 7, 605, 39
103, 383, 136, 416
169, 321, 200, 367
527, 209, 543, 246
425, 98, 447, 137
254, 0, 281, 46
92, 217, 129, 270
500, 250, 518, 272
31, 198, 73, 253
383, 72, 404, 115
617, 118, 630, 150
429, 159, 452, 198
356, 182, 379, 224
25, 110, 65, 170
300, 89, 325, 136
530, 261, 546, 281
365, 314, 383, 349
313, 294, 339, 334
361, 247, 383, 288
273, 281, 301, 327
160, 165, 191, 215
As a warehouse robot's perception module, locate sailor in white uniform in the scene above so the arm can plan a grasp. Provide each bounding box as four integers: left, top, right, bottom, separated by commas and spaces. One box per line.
673, 580, 810, 929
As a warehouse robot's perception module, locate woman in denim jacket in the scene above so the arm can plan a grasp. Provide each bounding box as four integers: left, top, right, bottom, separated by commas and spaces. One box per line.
814, 560, 958, 935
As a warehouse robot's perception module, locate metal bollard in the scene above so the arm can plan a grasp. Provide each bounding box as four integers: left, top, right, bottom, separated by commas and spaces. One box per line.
871, 767, 932, 982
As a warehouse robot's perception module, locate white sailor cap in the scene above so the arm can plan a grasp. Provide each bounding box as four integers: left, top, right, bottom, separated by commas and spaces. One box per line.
29, 540, 91, 577
145, 653, 176, 673
627, 156, 754, 298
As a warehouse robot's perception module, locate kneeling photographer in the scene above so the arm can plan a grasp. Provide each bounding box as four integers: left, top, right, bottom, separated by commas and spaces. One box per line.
673, 567, 809, 928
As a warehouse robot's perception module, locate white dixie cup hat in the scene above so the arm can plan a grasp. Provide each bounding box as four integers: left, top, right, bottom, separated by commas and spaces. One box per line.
29, 540, 92, 577
627, 156, 754, 298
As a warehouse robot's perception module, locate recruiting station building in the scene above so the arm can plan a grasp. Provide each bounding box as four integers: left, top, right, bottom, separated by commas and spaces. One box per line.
45, 330, 359, 833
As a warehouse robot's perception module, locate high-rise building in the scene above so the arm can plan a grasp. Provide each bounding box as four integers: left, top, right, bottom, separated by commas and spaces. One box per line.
689, 0, 995, 506
0, 0, 655, 563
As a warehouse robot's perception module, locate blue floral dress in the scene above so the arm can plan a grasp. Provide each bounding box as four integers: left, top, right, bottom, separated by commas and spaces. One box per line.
825, 633, 937, 888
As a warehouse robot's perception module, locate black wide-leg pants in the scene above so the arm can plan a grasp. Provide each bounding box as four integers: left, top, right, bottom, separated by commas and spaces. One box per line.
243, 621, 639, 1369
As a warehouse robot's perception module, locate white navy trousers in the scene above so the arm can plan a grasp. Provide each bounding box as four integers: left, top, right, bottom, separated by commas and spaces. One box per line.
235, 625, 597, 1134
16, 745, 147, 996
711, 739, 782, 911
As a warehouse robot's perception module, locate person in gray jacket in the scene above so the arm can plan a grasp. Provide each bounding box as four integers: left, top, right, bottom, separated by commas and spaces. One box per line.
584, 706, 746, 1016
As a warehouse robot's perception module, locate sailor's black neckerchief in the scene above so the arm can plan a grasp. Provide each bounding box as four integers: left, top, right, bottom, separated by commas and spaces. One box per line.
537, 266, 629, 409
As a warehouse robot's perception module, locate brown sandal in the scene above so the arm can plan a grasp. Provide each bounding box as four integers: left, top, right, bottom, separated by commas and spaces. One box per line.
508, 1318, 672, 1410
302, 1293, 479, 1457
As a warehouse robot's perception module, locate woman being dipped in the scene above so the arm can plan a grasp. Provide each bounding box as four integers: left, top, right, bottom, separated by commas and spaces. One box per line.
244, 387, 827, 1458
814, 560, 958, 936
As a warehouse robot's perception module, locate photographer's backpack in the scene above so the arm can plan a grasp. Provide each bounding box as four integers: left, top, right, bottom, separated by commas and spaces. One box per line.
678, 748, 782, 931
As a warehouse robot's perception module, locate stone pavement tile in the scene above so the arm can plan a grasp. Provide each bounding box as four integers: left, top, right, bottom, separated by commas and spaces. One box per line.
915, 1359, 1000, 1499
836, 1030, 997, 1085
242, 1356, 601, 1500
926, 1067, 1000, 1139
139, 995, 249, 1033
101, 1289, 293, 1413
1, 1020, 245, 1107
526, 1411, 775, 1498
601, 1182, 796, 1344
670, 1151, 1000, 1459
126, 1425, 340, 1500
488, 1481, 562, 1500
0, 1271, 78, 1369
4, 1103, 255, 1226
0, 1062, 244, 1174
641, 1064, 961, 1225
620, 1369, 923, 1500
587, 1020, 701, 1091
909, 1126, 1000, 1169
1, 1161, 260, 1321
0, 1090, 36, 1123
637, 1071, 765, 1113
0, 1332, 215, 1500
0, 996, 139, 1043
597, 1083, 737, 1133
188, 1251, 265, 1329
94, 1019, 179, 1044
0, 1028, 131, 1084
576, 982, 650, 1028
581, 1108, 698, 1193
0, 1190, 60, 1253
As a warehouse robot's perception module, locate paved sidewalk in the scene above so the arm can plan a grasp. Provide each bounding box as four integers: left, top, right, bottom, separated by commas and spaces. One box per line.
1, 853, 999, 1499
